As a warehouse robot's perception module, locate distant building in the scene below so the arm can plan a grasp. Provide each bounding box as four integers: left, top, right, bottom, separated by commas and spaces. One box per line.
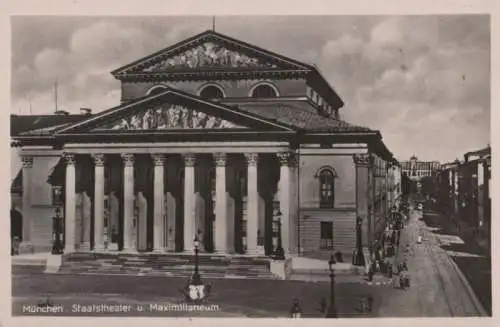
436, 145, 491, 253
400, 155, 440, 181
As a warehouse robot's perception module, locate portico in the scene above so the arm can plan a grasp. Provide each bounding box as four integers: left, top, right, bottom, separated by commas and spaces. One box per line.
60, 142, 296, 256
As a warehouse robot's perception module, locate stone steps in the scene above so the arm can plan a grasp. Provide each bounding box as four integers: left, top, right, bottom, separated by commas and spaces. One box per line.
57, 253, 278, 279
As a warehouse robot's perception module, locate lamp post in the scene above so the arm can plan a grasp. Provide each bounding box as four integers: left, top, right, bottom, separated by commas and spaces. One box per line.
187, 235, 206, 302
326, 254, 338, 318
273, 210, 285, 260
352, 216, 365, 266
51, 185, 64, 254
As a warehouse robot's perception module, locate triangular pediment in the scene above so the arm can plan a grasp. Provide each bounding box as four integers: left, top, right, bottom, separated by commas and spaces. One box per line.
55, 88, 295, 135
91, 103, 247, 131
112, 30, 312, 76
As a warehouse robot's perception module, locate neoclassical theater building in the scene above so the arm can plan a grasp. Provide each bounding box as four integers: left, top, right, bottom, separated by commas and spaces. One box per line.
11, 30, 401, 262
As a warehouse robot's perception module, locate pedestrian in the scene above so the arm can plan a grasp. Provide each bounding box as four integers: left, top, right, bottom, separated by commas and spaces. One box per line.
367, 265, 374, 281
290, 298, 302, 318
319, 297, 327, 314
399, 273, 406, 290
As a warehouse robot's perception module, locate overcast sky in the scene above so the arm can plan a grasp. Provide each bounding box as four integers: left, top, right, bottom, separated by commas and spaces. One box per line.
10, 15, 490, 163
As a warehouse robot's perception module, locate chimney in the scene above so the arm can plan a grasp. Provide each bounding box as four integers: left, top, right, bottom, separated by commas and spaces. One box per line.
80, 108, 92, 115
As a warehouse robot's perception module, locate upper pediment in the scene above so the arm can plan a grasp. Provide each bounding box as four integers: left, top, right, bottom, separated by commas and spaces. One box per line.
143, 41, 279, 72
111, 30, 312, 77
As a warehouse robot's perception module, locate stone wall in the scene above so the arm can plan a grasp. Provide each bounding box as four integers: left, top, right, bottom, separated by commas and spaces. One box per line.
121, 78, 308, 102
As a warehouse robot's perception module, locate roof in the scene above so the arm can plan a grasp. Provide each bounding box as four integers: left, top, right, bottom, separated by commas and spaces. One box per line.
465, 145, 491, 158
11, 90, 383, 152
10, 114, 90, 137
227, 101, 372, 133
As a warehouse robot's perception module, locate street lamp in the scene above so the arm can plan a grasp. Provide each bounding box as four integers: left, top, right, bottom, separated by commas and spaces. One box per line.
352, 216, 365, 266
273, 210, 285, 260
326, 254, 338, 318
51, 185, 64, 254
187, 235, 206, 302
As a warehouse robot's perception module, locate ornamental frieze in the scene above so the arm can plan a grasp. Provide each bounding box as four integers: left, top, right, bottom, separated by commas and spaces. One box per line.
143, 42, 279, 71
93, 104, 246, 130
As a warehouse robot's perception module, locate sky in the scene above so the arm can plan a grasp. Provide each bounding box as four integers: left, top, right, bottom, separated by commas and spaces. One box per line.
10, 15, 490, 164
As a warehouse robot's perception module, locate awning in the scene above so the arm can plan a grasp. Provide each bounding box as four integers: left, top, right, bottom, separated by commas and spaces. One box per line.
47, 158, 65, 186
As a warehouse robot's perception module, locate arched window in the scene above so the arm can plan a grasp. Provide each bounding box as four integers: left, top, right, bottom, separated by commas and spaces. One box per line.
318, 168, 336, 208
147, 85, 169, 96
250, 83, 278, 98
199, 85, 225, 100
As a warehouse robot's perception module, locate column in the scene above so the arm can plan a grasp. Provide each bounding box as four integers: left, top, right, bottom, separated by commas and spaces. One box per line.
93, 154, 105, 251
64, 153, 77, 253
214, 153, 228, 253
81, 191, 92, 250
277, 152, 292, 255
183, 153, 196, 252
152, 153, 166, 252
353, 154, 374, 249
245, 153, 259, 255
19, 155, 34, 253
122, 153, 135, 252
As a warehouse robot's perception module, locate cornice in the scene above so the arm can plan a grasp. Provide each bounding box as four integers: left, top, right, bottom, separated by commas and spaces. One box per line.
115, 69, 309, 83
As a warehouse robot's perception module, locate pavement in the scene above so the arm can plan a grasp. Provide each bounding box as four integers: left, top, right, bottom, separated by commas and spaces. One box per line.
377, 202, 489, 317
422, 204, 492, 315
12, 270, 386, 317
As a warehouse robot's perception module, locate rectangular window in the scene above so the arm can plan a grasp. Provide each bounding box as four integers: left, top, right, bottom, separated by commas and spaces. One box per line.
320, 221, 334, 250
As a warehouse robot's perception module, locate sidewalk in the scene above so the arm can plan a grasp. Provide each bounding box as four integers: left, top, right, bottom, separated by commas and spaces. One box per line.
421, 204, 492, 315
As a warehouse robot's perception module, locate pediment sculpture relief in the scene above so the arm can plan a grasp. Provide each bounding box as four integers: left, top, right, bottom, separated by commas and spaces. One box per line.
144, 42, 279, 71
94, 104, 246, 130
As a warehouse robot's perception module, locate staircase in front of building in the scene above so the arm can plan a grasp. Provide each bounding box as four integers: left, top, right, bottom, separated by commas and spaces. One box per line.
57, 253, 279, 279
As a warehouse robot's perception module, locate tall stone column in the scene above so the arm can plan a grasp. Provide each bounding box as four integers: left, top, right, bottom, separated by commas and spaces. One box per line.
277, 152, 292, 256
93, 154, 105, 251
353, 154, 374, 250
64, 153, 77, 253
245, 153, 259, 255
152, 153, 166, 252
122, 153, 135, 252
183, 153, 196, 252
19, 155, 34, 253
81, 191, 92, 250
214, 153, 228, 253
